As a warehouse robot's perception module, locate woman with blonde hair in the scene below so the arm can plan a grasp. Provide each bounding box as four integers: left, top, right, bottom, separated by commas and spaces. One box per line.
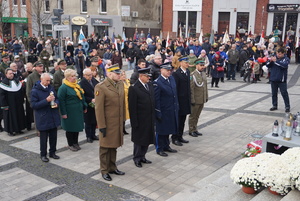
58, 69, 87, 151
120, 69, 130, 135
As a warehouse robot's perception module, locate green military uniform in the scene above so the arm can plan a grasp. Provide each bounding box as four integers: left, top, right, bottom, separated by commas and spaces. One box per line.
53, 68, 65, 92
26, 70, 42, 102
189, 60, 208, 133
0, 61, 10, 75
40, 50, 50, 72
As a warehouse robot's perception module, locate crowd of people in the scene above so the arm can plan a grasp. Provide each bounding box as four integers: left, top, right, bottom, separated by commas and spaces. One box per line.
0, 30, 294, 180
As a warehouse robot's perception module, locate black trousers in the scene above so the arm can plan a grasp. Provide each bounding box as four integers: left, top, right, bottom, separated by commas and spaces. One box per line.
172, 114, 187, 141
40, 128, 57, 157
133, 144, 149, 162
155, 134, 170, 152
66, 131, 79, 146
271, 81, 290, 109
85, 123, 97, 138
211, 78, 219, 87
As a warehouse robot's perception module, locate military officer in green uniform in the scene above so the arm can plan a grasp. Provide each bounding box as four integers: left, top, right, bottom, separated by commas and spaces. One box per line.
40, 47, 50, 72
0, 54, 10, 75
188, 59, 208, 136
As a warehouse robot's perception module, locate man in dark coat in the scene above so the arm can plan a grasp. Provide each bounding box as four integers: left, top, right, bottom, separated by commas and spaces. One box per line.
128, 67, 155, 168
53, 60, 67, 92
0, 68, 26, 136
80, 68, 99, 143
149, 54, 163, 81
153, 63, 179, 157
130, 59, 146, 84
171, 56, 191, 145
31, 73, 61, 162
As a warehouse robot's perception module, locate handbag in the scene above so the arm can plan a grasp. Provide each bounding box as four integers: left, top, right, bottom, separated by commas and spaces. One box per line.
216, 66, 224, 72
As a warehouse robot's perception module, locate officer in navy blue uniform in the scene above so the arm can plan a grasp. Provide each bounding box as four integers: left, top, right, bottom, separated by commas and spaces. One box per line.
171, 56, 191, 145
266, 47, 290, 113
153, 63, 179, 157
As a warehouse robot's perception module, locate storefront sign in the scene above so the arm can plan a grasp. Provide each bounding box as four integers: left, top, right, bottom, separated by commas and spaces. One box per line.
91, 18, 112, 26
71, 16, 87, 25
53, 25, 70, 31
121, 6, 130, 17
173, 0, 202, 11
1, 17, 28, 23
267, 4, 300, 12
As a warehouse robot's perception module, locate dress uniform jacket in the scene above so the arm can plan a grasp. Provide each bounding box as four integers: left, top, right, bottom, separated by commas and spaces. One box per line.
172, 67, 191, 115
153, 75, 179, 135
94, 78, 125, 148
128, 80, 155, 146
79, 77, 99, 124
190, 69, 208, 104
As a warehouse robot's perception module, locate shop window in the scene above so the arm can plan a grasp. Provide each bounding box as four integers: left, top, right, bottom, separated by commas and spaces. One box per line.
285, 13, 297, 40
188, 11, 197, 38
272, 13, 284, 34
43, 24, 53, 37
81, 0, 87, 13
45, 0, 50, 12
178, 11, 186, 38
100, 0, 107, 13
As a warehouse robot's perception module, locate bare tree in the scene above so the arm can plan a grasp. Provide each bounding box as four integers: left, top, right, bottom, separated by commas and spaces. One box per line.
0, 0, 15, 42
30, 0, 54, 37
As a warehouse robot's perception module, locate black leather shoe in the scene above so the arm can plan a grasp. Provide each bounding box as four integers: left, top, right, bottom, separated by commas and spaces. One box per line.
49, 154, 60, 159
270, 107, 278, 111
92, 136, 99, 140
189, 132, 198, 137
87, 138, 93, 143
141, 158, 152, 164
172, 140, 183, 146
109, 169, 125, 175
134, 161, 142, 168
8, 132, 15, 136
195, 131, 203, 136
179, 138, 189, 143
157, 151, 168, 157
0, 127, 3, 132
285, 108, 290, 113
18, 131, 24, 134
102, 173, 112, 181
41, 156, 49, 162
164, 147, 177, 153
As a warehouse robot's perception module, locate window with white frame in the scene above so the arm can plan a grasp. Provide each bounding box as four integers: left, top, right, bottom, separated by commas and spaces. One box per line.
81, 0, 87, 13
100, 0, 107, 13
22, 0, 26, 6
14, 0, 18, 6
59, 0, 64, 9
45, 0, 50, 12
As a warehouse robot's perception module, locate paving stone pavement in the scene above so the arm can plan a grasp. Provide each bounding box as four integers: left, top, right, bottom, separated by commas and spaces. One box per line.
0, 61, 299, 201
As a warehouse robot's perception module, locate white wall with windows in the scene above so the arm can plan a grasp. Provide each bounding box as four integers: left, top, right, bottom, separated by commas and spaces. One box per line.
171, 0, 202, 38
212, 0, 257, 35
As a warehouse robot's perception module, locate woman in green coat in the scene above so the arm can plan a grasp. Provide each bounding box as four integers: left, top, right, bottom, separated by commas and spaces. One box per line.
58, 69, 87, 151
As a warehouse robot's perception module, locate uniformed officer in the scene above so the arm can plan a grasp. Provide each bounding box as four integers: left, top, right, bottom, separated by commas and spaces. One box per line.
153, 63, 179, 157
94, 64, 125, 181
171, 56, 191, 146
189, 59, 208, 137
128, 67, 155, 168
0, 54, 11, 75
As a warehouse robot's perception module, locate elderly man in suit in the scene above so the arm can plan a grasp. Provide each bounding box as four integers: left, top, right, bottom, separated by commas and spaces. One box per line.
171, 56, 191, 146
128, 67, 155, 168
94, 64, 125, 181
80, 68, 99, 143
189, 59, 208, 136
153, 63, 179, 157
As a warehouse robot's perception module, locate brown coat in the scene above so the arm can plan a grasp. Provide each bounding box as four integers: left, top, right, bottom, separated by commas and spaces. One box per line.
94, 78, 125, 148
190, 69, 208, 104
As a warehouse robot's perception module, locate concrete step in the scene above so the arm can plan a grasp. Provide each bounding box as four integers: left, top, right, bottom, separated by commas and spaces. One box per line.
250, 188, 283, 201
280, 190, 300, 201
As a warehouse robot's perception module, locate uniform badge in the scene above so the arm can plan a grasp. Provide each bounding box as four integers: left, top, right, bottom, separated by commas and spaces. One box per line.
95, 91, 99, 96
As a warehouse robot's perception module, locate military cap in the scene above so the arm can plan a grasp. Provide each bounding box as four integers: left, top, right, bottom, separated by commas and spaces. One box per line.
33, 61, 44, 67
160, 62, 173, 70
195, 59, 205, 65
2, 54, 9, 58
90, 57, 99, 62
107, 64, 121, 74
138, 67, 152, 76
178, 56, 189, 62
57, 59, 66, 65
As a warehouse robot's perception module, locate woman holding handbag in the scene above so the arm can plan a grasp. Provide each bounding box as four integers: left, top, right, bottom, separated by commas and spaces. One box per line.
211, 51, 224, 88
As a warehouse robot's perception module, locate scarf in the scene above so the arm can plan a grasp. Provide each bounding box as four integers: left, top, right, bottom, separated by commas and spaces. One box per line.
63, 78, 84, 100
